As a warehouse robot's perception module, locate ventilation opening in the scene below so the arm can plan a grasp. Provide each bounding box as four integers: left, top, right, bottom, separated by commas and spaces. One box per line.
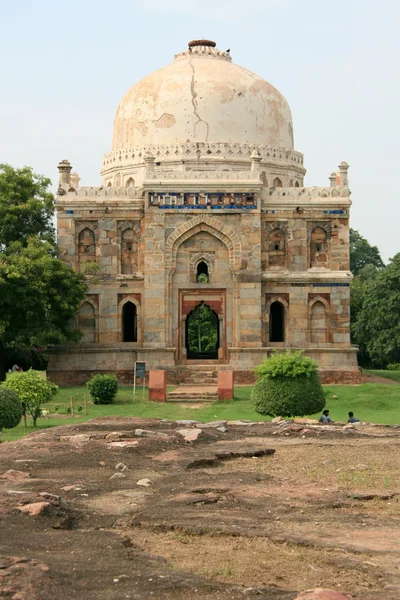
270, 301, 285, 342
196, 261, 209, 283
122, 302, 137, 342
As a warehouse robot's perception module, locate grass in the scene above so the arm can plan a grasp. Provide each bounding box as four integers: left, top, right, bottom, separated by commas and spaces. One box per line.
2, 379, 400, 442
366, 369, 400, 384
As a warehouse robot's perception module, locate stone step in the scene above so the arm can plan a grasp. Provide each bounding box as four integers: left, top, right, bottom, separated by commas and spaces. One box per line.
168, 385, 218, 403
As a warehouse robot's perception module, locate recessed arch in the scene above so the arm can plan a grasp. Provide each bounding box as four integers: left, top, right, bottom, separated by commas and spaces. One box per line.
165, 215, 240, 274
78, 301, 96, 343
125, 177, 135, 188
273, 177, 283, 188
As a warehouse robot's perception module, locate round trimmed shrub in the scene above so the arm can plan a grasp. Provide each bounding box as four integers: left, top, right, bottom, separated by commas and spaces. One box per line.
86, 374, 118, 405
0, 387, 23, 431
251, 350, 325, 418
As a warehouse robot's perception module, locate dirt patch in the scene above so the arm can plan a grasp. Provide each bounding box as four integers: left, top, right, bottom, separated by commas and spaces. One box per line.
1, 417, 400, 599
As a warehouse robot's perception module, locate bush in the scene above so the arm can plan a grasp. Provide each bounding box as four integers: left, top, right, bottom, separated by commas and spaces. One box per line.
0, 388, 23, 435
252, 350, 325, 418
2, 370, 59, 426
387, 363, 400, 371
86, 374, 118, 405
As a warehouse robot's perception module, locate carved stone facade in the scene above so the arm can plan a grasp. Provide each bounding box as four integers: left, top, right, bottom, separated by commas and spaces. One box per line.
49, 40, 360, 384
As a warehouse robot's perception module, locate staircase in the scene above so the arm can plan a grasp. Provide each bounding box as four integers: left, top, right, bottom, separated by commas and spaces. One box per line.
168, 383, 218, 403
183, 370, 217, 385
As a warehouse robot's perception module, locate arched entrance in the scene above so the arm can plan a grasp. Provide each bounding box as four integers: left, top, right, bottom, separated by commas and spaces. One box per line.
122, 302, 137, 342
185, 302, 219, 359
270, 301, 285, 342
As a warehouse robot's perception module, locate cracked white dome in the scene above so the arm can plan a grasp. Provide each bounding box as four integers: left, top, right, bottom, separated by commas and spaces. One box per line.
112, 40, 294, 151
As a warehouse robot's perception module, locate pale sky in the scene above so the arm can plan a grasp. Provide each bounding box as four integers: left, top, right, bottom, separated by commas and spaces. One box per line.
1, 0, 399, 261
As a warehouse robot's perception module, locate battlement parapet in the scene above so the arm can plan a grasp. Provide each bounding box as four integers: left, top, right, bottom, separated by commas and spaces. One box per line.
101, 143, 305, 170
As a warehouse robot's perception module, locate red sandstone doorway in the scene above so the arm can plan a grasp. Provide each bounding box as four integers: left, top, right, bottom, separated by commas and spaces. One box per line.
178, 289, 226, 362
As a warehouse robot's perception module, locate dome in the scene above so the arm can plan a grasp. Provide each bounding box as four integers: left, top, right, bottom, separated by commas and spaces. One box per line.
112, 41, 294, 151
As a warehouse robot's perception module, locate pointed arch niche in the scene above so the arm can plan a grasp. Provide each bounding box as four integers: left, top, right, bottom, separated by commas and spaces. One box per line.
76, 222, 98, 273
118, 221, 141, 275
117, 295, 142, 343
78, 299, 98, 343
308, 296, 330, 344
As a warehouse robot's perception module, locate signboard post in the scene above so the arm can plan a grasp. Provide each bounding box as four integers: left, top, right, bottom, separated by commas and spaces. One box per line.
133, 362, 146, 403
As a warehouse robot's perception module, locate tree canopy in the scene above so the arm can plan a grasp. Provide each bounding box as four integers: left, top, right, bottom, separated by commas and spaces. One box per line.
0, 164, 86, 378
0, 164, 55, 248
350, 228, 385, 276
352, 254, 400, 367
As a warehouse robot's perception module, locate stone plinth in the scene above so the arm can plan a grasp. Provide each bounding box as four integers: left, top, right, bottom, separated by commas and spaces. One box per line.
149, 370, 166, 402
218, 371, 234, 401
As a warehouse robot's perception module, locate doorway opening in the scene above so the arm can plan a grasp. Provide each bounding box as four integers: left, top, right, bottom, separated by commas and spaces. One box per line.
122, 302, 137, 342
270, 301, 285, 342
185, 302, 219, 359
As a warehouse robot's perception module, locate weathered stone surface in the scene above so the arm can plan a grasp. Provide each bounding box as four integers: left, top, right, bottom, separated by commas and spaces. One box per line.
1, 470, 30, 481
177, 429, 203, 442
18, 502, 51, 516
295, 589, 352, 600
196, 421, 227, 429
136, 478, 153, 487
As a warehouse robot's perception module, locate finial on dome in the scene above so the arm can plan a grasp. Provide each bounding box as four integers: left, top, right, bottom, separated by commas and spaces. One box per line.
188, 39, 216, 48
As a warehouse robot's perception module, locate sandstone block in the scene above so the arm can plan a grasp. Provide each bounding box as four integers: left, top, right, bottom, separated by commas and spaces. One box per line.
149, 370, 166, 402
218, 371, 234, 400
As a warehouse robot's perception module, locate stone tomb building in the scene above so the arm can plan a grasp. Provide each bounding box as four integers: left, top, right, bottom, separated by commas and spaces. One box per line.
49, 40, 360, 385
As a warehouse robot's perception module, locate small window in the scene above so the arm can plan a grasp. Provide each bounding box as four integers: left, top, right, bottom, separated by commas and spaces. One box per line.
196, 261, 209, 283
270, 301, 285, 342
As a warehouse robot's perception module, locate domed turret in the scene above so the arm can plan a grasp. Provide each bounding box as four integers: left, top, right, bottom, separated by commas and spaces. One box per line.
112, 40, 294, 150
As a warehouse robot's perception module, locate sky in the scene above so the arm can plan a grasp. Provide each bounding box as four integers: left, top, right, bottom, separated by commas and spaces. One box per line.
0, 0, 399, 261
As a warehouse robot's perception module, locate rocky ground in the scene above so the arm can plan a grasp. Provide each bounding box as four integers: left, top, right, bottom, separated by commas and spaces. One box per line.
1, 416, 400, 599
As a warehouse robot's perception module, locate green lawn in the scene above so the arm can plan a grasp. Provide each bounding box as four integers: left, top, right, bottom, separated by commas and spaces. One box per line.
366, 369, 400, 384
2, 381, 400, 442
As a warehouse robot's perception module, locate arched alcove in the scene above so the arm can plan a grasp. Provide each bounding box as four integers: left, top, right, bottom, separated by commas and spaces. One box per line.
268, 228, 286, 267
122, 302, 137, 342
310, 226, 328, 267
196, 261, 209, 282
273, 177, 283, 188
125, 177, 135, 187
120, 228, 138, 274
270, 301, 285, 342
78, 302, 96, 343
78, 228, 96, 271
310, 301, 328, 343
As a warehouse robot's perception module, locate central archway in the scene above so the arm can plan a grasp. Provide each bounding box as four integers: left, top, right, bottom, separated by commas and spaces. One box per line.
185, 302, 219, 360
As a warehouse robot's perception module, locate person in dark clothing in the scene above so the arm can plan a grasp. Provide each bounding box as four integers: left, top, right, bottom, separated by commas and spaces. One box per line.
319, 409, 334, 423
348, 411, 360, 423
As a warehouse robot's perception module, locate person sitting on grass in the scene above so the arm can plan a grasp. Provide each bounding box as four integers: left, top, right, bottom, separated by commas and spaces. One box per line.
319, 409, 334, 423
348, 411, 360, 423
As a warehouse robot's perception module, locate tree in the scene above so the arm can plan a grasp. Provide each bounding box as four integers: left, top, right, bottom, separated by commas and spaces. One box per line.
0, 165, 86, 379
0, 164, 55, 249
252, 351, 325, 418
350, 264, 379, 366
0, 388, 23, 442
2, 369, 58, 427
353, 254, 400, 367
350, 228, 385, 276
187, 303, 218, 355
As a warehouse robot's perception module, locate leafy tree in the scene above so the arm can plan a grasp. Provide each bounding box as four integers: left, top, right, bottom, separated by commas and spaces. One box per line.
0, 387, 23, 441
0, 165, 86, 379
2, 369, 58, 427
350, 228, 385, 276
87, 374, 118, 405
252, 351, 325, 418
0, 164, 55, 249
353, 253, 400, 367
350, 264, 379, 366
187, 303, 218, 355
